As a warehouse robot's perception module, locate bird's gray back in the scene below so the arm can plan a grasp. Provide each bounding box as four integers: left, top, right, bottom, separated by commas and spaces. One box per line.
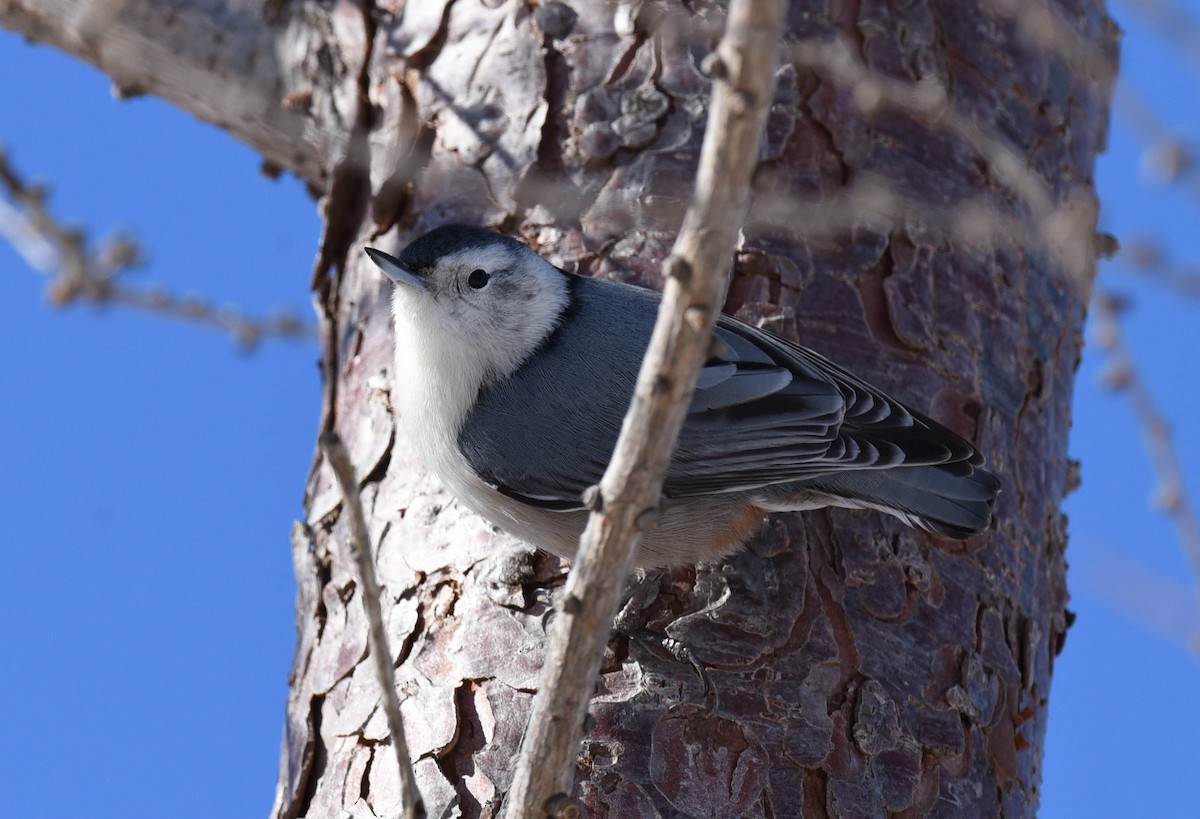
455, 273, 856, 507
456, 273, 657, 506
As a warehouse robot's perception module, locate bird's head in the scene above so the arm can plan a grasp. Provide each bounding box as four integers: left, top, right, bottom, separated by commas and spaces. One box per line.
366, 225, 570, 385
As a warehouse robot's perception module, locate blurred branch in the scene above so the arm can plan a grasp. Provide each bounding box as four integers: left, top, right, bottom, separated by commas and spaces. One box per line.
0, 147, 315, 349
610, 2, 1113, 294
991, 0, 1119, 85
649, 4, 1113, 291
1117, 236, 1200, 297
1078, 544, 1200, 654
1099, 4, 1200, 217
758, 5, 1200, 628
1111, 82, 1200, 214
1073, 6, 1200, 612
1122, 0, 1200, 81
319, 432, 425, 819
1094, 290, 1200, 610
790, 35, 1099, 289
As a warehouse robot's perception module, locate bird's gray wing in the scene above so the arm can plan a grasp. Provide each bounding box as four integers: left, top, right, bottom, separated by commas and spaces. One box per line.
457, 273, 980, 509
665, 316, 980, 497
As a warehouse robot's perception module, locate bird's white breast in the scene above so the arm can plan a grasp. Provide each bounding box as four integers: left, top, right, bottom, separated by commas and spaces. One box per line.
390, 289, 489, 497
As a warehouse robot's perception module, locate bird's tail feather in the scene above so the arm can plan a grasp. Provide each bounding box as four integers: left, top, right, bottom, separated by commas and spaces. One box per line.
796, 464, 1001, 539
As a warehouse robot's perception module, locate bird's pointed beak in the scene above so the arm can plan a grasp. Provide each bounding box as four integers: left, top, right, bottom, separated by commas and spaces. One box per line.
365, 247, 426, 291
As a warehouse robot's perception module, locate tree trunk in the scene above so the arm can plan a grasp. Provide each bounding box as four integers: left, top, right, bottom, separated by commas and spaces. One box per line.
2, 1, 1117, 816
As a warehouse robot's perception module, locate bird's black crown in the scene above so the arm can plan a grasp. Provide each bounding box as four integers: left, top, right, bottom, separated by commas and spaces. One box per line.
397, 225, 525, 275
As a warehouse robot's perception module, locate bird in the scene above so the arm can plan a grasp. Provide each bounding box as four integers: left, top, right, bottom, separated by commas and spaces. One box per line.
365, 225, 999, 568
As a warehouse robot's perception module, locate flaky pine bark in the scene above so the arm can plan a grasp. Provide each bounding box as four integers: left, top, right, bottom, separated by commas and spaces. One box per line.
2, 1, 1117, 816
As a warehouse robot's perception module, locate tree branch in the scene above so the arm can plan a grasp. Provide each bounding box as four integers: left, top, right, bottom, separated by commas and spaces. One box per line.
0, 0, 339, 186
0, 147, 315, 348
502, 0, 786, 815
1093, 292, 1200, 617
789, 31, 1102, 291
318, 432, 425, 819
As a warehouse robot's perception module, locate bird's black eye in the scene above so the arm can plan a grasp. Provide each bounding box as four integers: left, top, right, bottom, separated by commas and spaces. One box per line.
467, 269, 490, 289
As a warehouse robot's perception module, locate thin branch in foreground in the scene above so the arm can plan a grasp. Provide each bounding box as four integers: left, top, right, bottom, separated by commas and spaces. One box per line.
1117, 236, 1200, 297
1122, 0, 1200, 84
1078, 544, 1200, 654
318, 432, 425, 819
644, 3, 1112, 293
502, 0, 786, 816
989, 0, 1118, 90
1110, 82, 1200, 219
789, 34, 1102, 292
1093, 291, 1200, 614
0, 146, 316, 349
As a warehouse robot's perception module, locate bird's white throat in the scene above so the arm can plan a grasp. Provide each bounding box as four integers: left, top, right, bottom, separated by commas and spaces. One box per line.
390, 288, 486, 482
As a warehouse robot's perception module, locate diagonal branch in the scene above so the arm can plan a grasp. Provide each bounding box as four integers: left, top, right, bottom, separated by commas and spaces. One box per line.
789, 33, 1103, 291
0, 147, 315, 349
0, 0, 332, 186
1093, 291, 1200, 615
502, 0, 786, 815
1117, 237, 1200, 298
319, 432, 425, 819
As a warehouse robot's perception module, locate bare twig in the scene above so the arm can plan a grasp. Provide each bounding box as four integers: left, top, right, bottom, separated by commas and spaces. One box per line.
502, 0, 786, 816
0, 147, 316, 349
1093, 292, 1200, 612
1078, 544, 1200, 654
1109, 82, 1200, 216
318, 432, 425, 819
1117, 237, 1200, 297
790, 34, 1102, 291
989, 0, 1118, 88
1122, 0, 1200, 82
636, 4, 1113, 293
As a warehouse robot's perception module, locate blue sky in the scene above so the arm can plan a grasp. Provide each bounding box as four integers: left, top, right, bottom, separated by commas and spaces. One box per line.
2, 4, 1198, 816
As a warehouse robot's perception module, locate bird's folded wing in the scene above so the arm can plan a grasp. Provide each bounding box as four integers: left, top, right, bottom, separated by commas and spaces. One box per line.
665, 318, 981, 497
457, 277, 980, 510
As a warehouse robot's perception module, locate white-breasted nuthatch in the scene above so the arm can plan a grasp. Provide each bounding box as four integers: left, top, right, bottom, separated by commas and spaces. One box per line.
366, 226, 999, 567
